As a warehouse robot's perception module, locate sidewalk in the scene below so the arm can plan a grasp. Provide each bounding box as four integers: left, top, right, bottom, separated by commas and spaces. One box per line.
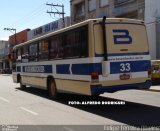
149, 86, 160, 92
0, 74, 12, 76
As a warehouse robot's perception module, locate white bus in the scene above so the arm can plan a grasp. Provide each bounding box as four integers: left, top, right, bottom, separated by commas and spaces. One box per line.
12, 17, 151, 99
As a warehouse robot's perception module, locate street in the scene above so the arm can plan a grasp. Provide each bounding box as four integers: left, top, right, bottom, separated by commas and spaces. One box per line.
0, 75, 160, 130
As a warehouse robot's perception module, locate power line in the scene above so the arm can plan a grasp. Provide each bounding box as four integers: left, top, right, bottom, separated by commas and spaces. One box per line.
46, 3, 65, 28
8, 0, 53, 30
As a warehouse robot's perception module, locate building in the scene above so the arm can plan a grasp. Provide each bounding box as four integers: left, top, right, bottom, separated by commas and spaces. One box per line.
70, 0, 144, 24
8, 29, 30, 69
71, 0, 111, 24
0, 40, 9, 71
70, 0, 160, 60
145, 0, 160, 59
9, 29, 30, 51
28, 17, 70, 40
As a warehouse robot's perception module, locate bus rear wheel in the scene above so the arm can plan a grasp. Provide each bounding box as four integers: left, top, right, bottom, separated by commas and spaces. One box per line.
48, 79, 58, 99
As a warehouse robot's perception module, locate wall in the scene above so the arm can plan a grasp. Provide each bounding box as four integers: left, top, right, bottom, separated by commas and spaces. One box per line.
0, 40, 9, 70
156, 18, 160, 59
145, 0, 160, 59
8, 29, 30, 69
9, 29, 30, 48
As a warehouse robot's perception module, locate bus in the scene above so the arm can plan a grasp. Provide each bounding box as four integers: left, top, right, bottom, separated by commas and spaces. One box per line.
12, 17, 151, 99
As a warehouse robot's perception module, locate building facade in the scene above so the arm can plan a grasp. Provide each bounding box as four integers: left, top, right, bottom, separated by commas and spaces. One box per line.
28, 17, 70, 40
0, 40, 9, 71
70, 0, 144, 24
71, 0, 111, 24
8, 29, 30, 69
145, 0, 160, 59
70, 0, 160, 60
9, 29, 30, 51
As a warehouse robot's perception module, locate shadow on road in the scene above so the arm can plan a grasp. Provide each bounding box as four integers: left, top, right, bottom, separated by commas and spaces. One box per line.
16, 87, 160, 126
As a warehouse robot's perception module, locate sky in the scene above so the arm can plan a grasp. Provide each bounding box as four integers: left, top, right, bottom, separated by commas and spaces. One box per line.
0, 0, 70, 40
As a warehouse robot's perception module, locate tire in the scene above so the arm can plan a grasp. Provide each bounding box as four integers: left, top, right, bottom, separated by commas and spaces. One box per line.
20, 77, 26, 89
48, 79, 58, 99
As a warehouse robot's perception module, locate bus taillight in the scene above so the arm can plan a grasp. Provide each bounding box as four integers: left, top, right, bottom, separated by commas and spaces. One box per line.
148, 68, 151, 78
91, 72, 99, 82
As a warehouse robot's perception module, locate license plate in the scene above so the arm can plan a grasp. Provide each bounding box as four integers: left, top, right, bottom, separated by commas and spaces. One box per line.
120, 73, 131, 80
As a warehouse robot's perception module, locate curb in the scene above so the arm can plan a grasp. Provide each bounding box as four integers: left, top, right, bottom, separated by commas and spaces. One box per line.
0, 74, 12, 76
142, 88, 160, 92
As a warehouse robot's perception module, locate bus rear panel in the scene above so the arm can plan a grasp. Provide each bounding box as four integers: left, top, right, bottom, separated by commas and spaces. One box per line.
91, 18, 151, 95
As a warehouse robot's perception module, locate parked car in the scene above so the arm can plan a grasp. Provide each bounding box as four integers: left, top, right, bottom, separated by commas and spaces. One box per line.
151, 60, 160, 84
2, 68, 12, 74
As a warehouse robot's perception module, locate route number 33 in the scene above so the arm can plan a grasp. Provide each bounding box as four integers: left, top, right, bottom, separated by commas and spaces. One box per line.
120, 63, 131, 72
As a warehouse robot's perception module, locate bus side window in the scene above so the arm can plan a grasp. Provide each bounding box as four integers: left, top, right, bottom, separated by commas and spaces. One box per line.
80, 27, 88, 57
16, 48, 22, 62
29, 43, 38, 61
22, 45, 29, 63
39, 40, 49, 60
50, 35, 63, 59
12, 50, 17, 71
63, 26, 88, 58
64, 30, 80, 58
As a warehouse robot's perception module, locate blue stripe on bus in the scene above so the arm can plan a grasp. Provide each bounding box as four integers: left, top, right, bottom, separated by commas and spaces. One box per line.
23, 65, 53, 73
56, 63, 102, 75
110, 60, 151, 74
72, 63, 102, 75
95, 52, 149, 57
56, 64, 70, 74
56, 60, 150, 75
20, 60, 150, 75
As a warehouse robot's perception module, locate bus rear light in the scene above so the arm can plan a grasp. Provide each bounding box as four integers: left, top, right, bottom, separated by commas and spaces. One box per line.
147, 68, 151, 78
91, 72, 99, 83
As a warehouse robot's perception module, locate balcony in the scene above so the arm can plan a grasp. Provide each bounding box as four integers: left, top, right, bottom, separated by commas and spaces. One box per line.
113, 0, 144, 17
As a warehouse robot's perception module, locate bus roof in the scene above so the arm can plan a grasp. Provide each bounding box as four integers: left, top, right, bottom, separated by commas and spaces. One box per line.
13, 17, 144, 50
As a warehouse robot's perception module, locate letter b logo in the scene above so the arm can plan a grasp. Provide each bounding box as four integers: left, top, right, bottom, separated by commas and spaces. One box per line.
113, 29, 132, 44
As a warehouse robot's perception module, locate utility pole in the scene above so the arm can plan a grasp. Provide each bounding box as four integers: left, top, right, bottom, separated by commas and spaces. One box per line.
4, 28, 17, 46
46, 3, 65, 28
4, 27, 17, 70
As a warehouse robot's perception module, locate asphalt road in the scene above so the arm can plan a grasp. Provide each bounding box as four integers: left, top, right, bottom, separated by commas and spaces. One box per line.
0, 74, 160, 131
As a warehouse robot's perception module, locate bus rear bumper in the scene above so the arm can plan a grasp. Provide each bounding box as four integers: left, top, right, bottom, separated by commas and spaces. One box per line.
91, 80, 152, 96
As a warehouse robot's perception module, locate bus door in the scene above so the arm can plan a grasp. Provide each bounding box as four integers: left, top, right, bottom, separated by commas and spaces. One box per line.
94, 18, 150, 79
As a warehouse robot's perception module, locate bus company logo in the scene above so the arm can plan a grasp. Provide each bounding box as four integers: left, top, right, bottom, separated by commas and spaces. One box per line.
24, 66, 45, 73
113, 29, 132, 44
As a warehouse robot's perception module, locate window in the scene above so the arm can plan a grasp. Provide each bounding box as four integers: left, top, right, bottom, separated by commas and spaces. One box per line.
50, 35, 63, 59
100, 0, 109, 7
88, 0, 96, 12
39, 40, 49, 60
64, 26, 88, 58
16, 48, 22, 62
80, 27, 88, 57
21, 45, 29, 63
29, 43, 38, 61
114, 0, 133, 7
12, 50, 17, 63
64, 31, 78, 58
74, 2, 85, 19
